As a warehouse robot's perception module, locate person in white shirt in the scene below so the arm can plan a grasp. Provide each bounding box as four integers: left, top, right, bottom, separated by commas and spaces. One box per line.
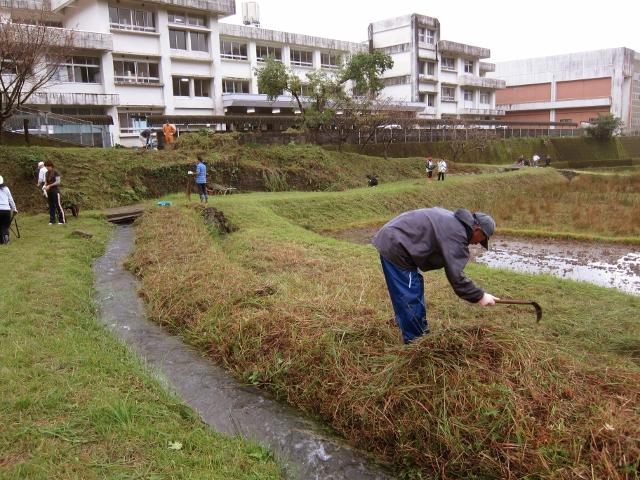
0, 175, 18, 245
37, 161, 48, 199
437, 158, 447, 181
533, 153, 540, 167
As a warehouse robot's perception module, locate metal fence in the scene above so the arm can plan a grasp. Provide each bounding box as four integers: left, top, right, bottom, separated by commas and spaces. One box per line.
5, 107, 111, 147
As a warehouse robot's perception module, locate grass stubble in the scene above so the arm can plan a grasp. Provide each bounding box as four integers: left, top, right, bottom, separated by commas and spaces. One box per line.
0, 213, 283, 479
127, 169, 640, 479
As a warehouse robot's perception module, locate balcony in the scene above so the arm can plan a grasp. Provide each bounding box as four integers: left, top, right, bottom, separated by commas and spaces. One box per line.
458, 76, 505, 89
418, 74, 438, 84
479, 62, 495, 73
29, 92, 120, 106
438, 40, 490, 59
5, 24, 113, 51
458, 107, 505, 116
72, 30, 113, 51
52, 0, 235, 15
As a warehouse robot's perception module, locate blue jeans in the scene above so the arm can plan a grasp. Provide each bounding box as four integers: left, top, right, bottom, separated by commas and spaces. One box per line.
380, 255, 430, 344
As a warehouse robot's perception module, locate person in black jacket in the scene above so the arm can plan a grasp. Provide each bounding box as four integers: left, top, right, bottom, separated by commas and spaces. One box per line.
372, 207, 499, 343
366, 174, 378, 187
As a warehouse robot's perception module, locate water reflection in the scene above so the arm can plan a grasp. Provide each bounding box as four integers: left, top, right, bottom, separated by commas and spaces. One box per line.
471, 240, 640, 296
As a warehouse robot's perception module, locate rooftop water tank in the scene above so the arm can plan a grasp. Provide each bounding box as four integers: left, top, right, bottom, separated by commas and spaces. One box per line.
242, 2, 260, 27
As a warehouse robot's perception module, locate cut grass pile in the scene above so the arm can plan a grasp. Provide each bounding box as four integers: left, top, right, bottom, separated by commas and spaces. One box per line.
0, 213, 282, 479
127, 170, 640, 478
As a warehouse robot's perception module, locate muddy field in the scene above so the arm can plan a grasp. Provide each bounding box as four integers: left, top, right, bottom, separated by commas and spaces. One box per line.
323, 227, 640, 295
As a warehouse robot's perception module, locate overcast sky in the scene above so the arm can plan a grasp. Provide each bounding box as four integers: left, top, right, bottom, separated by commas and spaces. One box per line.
221, 0, 639, 63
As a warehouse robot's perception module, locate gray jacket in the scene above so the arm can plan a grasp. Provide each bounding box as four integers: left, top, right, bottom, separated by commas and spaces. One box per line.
372, 207, 484, 302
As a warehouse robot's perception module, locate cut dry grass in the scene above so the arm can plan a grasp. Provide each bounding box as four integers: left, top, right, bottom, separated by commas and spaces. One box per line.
127, 172, 640, 479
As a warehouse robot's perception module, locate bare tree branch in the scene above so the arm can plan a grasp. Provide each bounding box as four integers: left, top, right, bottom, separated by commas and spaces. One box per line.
0, 6, 75, 141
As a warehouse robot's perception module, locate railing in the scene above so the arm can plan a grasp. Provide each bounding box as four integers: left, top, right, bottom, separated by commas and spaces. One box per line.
4, 107, 112, 147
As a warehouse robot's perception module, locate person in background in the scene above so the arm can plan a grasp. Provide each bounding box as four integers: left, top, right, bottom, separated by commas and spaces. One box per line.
426, 157, 435, 182
366, 173, 378, 187
0, 175, 18, 245
37, 161, 48, 201
139, 128, 152, 149
43, 160, 65, 225
545, 154, 552, 167
189, 156, 208, 203
372, 207, 499, 344
533, 153, 540, 167
437, 158, 447, 181
163, 121, 177, 145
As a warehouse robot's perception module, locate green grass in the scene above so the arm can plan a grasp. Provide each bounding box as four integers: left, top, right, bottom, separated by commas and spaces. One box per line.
0, 213, 282, 479
126, 170, 640, 479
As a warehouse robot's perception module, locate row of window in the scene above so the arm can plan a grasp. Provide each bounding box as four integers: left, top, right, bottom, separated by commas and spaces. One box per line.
441, 87, 491, 103
419, 59, 475, 76
109, 7, 206, 32
109, 6, 342, 64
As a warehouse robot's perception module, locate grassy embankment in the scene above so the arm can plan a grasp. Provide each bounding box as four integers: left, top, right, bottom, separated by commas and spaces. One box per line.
126, 167, 640, 478
0, 214, 283, 478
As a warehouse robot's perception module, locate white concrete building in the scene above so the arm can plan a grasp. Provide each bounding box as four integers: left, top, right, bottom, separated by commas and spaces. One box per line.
489, 48, 640, 135
368, 14, 505, 120
2, 1, 506, 146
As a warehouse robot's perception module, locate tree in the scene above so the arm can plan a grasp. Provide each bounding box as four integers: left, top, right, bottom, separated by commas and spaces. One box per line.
583, 113, 624, 140
255, 51, 393, 141
441, 121, 498, 163
0, 7, 76, 143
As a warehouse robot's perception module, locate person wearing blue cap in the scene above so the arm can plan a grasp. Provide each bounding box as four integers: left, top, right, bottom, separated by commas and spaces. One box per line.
372, 207, 499, 344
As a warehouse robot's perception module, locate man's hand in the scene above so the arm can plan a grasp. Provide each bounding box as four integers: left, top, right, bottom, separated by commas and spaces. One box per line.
478, 293, 499, 306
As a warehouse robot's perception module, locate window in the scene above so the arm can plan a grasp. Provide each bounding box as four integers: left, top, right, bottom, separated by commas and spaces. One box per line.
222, 79, 250, 94
298, 84, 314, 97
172, 77, 211, 97
256, 45, 282, 62
114, 60, 159, 84
220, 41, 248, 60
168, 11, 206, 27
464, 60, 474, 74
480, 91, 490, 104
56, 56, 101, 83
290, 49, 313, 67
321, 52, 339, 68
441, 57, 456, 71
118, 111, 159, 134
420, 61, 435, 76
419, 93, 435, 106
172, 77, 191, 96
464, 89, 473, 101
193, 78, 210, 97
109, 7, 155, 32
418, 28, 425, 43
425, 29, 434, 45
169, 29, 187, 50
441, 86, 455, 101
190, 31, 208, 52
170, 29, 208, 52
559, 119, 572, 123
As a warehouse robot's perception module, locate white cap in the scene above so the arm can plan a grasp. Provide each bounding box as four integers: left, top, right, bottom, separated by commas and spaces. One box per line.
38, 161, 44, 166
0, 175, 3, 184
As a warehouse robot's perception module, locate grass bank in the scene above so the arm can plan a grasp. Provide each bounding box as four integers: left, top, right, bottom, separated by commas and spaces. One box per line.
0, 214, 282, 479
0, 139, 500, 215
127, 169, 640, 478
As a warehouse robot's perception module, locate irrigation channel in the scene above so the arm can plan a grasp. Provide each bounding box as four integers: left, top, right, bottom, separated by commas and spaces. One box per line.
92, 223, 393, 480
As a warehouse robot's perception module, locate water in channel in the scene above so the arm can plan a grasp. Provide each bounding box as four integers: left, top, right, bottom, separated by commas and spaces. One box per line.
92, 223, 392, 480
